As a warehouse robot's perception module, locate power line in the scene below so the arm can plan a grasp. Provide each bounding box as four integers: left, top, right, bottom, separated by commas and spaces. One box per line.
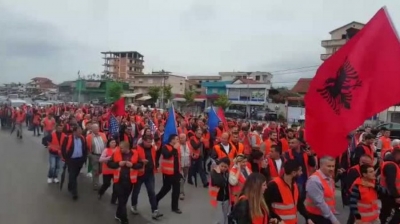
268, 65, 319, 74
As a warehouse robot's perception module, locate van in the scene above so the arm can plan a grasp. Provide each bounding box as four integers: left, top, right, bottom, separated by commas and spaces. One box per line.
7, 99, 27, 108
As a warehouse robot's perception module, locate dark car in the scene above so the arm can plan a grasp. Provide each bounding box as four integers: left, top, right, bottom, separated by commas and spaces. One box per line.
225, 110, 246, 119
371, 122, 400, 139
250, 110, 278, 121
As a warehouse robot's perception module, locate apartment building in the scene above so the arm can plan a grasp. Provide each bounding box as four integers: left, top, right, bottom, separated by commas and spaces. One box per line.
321, 21, 364, 61
129, 73, 185, 95
101, 51, 144, 80
185, 75, 221, 94
219, 71, 272, 83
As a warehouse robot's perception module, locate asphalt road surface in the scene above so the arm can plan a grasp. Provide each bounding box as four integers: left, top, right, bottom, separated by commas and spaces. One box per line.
0, 128, 351, 224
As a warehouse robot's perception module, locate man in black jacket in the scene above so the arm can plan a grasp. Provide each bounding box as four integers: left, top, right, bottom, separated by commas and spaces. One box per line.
61, 126, 87, 200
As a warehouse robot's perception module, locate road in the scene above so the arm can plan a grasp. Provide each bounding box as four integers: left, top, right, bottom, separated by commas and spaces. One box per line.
0, 128, 351, 224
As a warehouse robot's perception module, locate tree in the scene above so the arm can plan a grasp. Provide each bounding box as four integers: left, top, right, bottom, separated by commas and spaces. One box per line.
148, 86, 161, 101
162, 84, 173, 101
214, 94, 231, 110
108, 82, 123, 102
183, 90, 195, 106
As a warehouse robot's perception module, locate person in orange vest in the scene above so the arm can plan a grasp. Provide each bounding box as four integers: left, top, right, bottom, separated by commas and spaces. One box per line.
211, 121, 225, 145
260, 130, 279, 156
351, 133, 375, 166
305, 156, 339, 224
32, 109, 42, 136
230, 173, 279, 223
379, 147, 400, 223
187, 128, 208, 187
283, 138, 316, 195
98, 138, 118, 204
130, 135, 163, 220
211, 132, 238, 167
265, 159, 313, 224
14, 108, 26, 139
228, 154, 252, 205
156, 134, 183, 214
377, 128, 391, 160
107, 141, 140, 224
61, 126, 87, 200
209, 157, 231, 224
348, 164, 385, 224
264, 145, 284, 182
41, 113, 56, 137
46, 123, 65, 184
230, 132, 244, 155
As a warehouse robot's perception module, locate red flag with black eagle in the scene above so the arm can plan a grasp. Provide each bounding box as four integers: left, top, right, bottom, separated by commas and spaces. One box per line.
305, 7, 400, 158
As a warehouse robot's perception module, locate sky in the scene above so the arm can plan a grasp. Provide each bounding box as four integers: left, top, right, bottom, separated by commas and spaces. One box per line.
1, 0, 400, 87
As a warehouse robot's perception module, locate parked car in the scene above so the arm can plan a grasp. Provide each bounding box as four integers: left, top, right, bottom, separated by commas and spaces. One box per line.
225, 110, 246, 119
250, 110, 278, 121
371, 122, 400, 139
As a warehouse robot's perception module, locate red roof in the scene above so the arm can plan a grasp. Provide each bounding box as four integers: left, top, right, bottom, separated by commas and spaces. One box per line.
291, 78, 312, 94
32, 77, 51, 82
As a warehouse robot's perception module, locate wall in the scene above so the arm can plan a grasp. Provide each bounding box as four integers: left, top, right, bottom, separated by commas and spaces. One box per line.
166, 75, 185, 94
206, 87, 226, 95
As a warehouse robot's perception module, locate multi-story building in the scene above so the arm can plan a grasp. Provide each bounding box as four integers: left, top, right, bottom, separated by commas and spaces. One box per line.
321, 21, 364, 61
26, 77, 57, 94
219, 71, 272, 83
185, 75, 221, 94
129, 73, 185, 96
226, 78, 271, 114
101, 51, 144, 80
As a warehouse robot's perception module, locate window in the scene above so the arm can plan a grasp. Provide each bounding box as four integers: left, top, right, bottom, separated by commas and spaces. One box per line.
332, 47, 337, 53
180, 83, 183, 85
341, 34, 346, 39
138, 81, 143, 84
255, 76, 260, 81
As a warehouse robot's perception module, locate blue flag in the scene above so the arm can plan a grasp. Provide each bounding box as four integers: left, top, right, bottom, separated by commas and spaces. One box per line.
208, 106, 220, 133
163, 106, 178, 144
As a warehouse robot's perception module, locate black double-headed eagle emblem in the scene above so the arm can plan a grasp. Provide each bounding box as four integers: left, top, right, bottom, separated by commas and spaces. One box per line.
317, 58, 362, 115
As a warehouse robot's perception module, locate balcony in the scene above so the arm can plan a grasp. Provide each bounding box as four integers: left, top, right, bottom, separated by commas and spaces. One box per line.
320, 54, 331, 61
127, 63, 144, 69
127, 71, 144, 76
321, 39, 347, 48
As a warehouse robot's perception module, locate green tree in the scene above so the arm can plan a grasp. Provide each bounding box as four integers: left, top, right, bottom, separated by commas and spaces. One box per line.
108, 82, 123, 102
162, 84, 173, 101
214, 94, 231, 110
183, 90, 195, 106
148, 86, 161, 101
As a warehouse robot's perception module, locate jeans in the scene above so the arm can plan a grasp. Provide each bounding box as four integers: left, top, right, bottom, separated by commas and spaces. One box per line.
131, 173, 157, 212
188, 159, 208, 186
33, 124, 40, 135
98, 174, 117, 203
216, 200, 230, 224
48, 154, 62, 178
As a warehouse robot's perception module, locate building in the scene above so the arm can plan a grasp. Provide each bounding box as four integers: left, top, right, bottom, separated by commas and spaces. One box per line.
129, 73, 185, 95
73, 79, 129, 103
321, 21, 364, 61
201, 81, 231, 107
226, 78, 271, 114
219, 71, 272, 83
58, 81, 75, 101
185, 75, 221, 94
26, 77, 57, 95
101, 51, 144, 81
290, 78, 312, 95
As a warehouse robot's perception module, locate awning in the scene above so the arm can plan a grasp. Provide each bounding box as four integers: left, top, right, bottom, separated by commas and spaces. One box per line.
137, 95, 151, 101
123, 93, 140, 98
173, 97, 185, 102
194, 98, 205, 102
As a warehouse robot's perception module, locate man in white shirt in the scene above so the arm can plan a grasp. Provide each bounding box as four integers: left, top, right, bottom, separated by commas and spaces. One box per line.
179, 134, 190, 200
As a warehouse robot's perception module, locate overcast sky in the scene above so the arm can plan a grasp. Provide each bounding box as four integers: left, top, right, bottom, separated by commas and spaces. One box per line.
1, 0, 400, 87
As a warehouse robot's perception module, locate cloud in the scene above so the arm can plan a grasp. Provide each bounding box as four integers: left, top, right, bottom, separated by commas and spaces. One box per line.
0, 5, 92, 83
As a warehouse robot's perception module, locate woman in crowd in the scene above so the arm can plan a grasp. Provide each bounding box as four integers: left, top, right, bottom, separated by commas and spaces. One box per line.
230, 173, 281, 224
209, 157, 231, 224
98, 138, 118, 204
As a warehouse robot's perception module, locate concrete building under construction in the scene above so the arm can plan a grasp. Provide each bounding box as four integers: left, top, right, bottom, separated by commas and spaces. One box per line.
101, 51, 145, 81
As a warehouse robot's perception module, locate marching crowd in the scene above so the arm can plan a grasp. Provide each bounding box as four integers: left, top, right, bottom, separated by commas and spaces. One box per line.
1, 102, 400, 224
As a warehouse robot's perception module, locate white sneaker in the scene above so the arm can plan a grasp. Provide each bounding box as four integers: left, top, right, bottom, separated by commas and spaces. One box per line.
130, 205, 139, 215
86, 173, 92, 178
47, 178, 53, 184
53, 178, 59, 183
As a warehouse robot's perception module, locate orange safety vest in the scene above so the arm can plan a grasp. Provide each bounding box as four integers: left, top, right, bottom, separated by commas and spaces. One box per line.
214, 144, 237, 165
48, 131, 65, 154
349, 178, 379, 223
229, 165, 252, 204
280, 138, 289, 153
102, 148, 115, 175
380, 136, 392, 159
239, 132, 252, 155
231, 142, 244, 155
237, 195, 268, 224
360, 144, 374, 159
380, 161, 400, 193
270, 177, 298, 224
286, 150, 312, 176
43, 117, 55, 131
188, 136, 202, 160
86, 132, 107, 153
263, 139, 276, 156
214, 127, 223, 144
304, 171, 336, 215
136, 144, 157, 176
112, 149, 138, 184
209, 178, 220, 208
160, 144, 181, 175
178, 127, 188, 136
203, 132, 210, 149
267, 158, 284, 179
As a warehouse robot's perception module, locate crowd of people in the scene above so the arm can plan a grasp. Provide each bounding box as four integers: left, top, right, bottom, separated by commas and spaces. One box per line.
1, 102, 400, 224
